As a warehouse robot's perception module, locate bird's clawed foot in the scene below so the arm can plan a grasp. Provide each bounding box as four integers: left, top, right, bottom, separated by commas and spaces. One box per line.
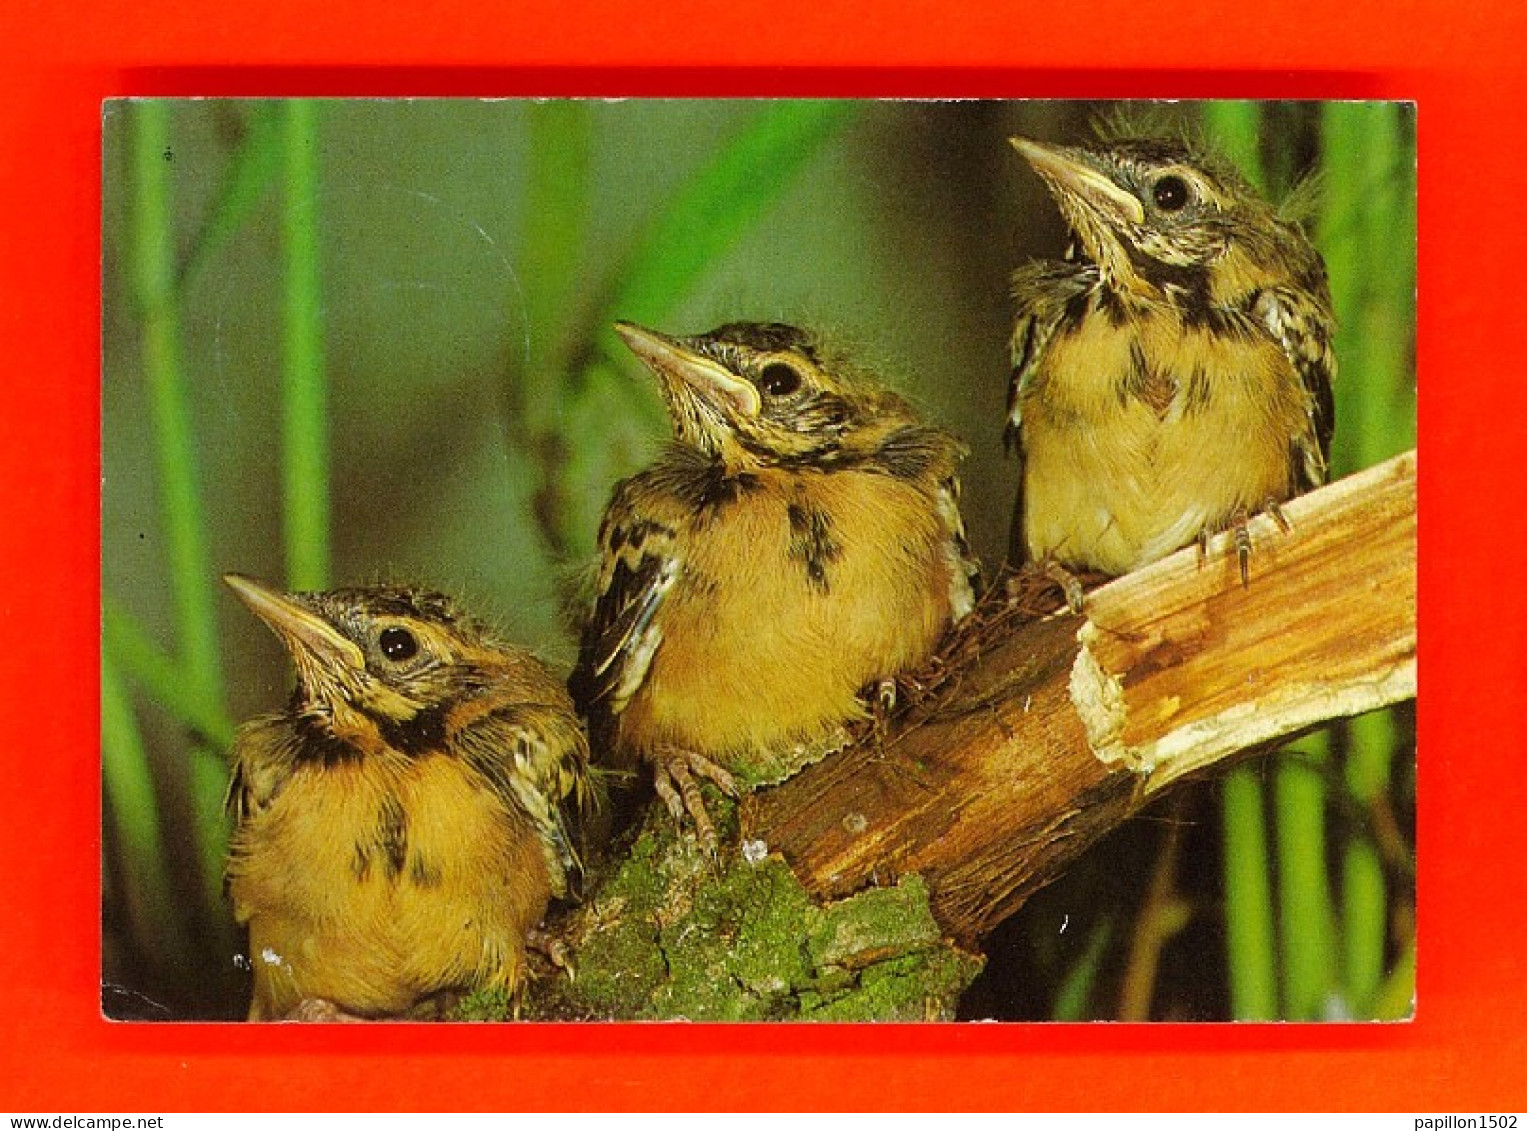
652, 747, 739, 853
862, 676, 902, 749
1006, 557, 1086, 614
527, 925, 576, 981
1199, 500, 1293, 587
1044, 560, 1088, 613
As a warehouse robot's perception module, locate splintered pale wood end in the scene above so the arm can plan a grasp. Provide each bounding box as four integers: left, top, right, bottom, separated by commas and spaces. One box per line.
1081, 449, 1416, 794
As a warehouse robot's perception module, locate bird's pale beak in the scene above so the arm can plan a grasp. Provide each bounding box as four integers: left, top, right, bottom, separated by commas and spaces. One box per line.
1011, 137, 1146, 227
224, 573, 366, 675
614, 321, 762, 419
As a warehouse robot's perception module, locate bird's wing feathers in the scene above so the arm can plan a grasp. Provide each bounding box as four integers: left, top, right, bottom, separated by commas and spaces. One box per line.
569, 483, 682, 729
1008, 262, 1097, 450
1008, 262, 1096, 563
453, 706, 590, 898
1007, 313, 1056, 451
225, 718, 300, 824
936, 474, 981, 620
1252, 285, 1338, 491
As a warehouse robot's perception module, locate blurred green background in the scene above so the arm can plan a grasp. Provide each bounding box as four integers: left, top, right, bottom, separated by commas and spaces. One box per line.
101, 99, 1415, 1020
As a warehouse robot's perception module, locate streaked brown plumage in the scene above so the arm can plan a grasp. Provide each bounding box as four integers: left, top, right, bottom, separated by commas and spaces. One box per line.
570, 321, 978, 846
1006, 134, 1336, 583
222, 575, 589, 1020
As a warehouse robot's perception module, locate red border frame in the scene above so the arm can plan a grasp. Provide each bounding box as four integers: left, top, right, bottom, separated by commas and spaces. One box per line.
4, 0, 1525, 1110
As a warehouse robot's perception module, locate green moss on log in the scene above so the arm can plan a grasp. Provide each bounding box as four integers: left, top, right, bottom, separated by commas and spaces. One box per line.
508, 796, 982, 1021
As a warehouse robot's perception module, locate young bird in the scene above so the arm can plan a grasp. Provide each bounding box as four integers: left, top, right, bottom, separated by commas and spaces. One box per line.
1006, 134, 1336, 584
222, 575, 590, 1020
571, 321, 978, 846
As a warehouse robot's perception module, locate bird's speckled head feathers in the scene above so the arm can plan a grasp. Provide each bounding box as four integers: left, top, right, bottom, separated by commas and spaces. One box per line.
614, 320, 937, 470
224, 575, 555, 739
1011, 134, 1327, 307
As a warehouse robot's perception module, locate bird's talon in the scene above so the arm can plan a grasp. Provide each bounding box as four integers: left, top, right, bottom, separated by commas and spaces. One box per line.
653, 749, 729, 849
1265, 497, 1292, 534
527, 927, 575, 980
651, 768, 688, 824
1042, 560, 1086, 614
1234, 512, 1253, 588
682, 748, 738, 798
1062, 578, 1086, 616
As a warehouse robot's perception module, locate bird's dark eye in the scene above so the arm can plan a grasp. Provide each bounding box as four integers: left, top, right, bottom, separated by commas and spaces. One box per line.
1152, 175, 1190, 212
378, 626, 418, 662
758, 361, 802, 397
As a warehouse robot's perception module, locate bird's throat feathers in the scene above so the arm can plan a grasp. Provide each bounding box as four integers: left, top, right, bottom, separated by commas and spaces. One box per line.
290, 687, 443, 765
655, 414, 963, 496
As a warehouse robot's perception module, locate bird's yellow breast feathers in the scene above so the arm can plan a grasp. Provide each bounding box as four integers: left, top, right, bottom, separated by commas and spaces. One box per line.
616, 466, 958, 782
1021, 308, 1311, 574
227, 743, 550, 1019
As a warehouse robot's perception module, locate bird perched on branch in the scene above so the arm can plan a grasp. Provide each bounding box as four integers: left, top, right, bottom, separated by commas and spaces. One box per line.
222, 575, 590, 1020
1005, 133, 1336, 589
571, 321, 978, 847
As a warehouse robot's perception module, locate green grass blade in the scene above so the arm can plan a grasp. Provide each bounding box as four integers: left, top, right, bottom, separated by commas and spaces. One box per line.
176, 102, 283, 297
102, 651, 190, 969
1222, 767, 1278, 1019
1201, 101, 1267, 190
512, 102, 594, 560
1320, 102, 1417, 475
1274, 736, 1337, 1018
187, 739, 234, 944
1346, 707, 1398, 804
126, 99, 235, 944
599, 100, 856, 333
280, 99, 332, 591
1319, 104, 1415, 1017
1051, 919, 1113, 1021
1341, 838, 1388, 1015
522, 101, 592, 397
1343, 707, 1402, 1015
129, 100, 225, 712
102, 598, 236, 748
1371, 936, 1416, 1020
1202, 102, 1300, 1022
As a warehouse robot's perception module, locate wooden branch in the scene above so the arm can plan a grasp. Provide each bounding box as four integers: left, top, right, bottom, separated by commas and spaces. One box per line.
745, 450, 1416, 945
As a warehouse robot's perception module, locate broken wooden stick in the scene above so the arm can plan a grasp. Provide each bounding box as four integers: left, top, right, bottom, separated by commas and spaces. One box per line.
746, 450, 1417, 944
